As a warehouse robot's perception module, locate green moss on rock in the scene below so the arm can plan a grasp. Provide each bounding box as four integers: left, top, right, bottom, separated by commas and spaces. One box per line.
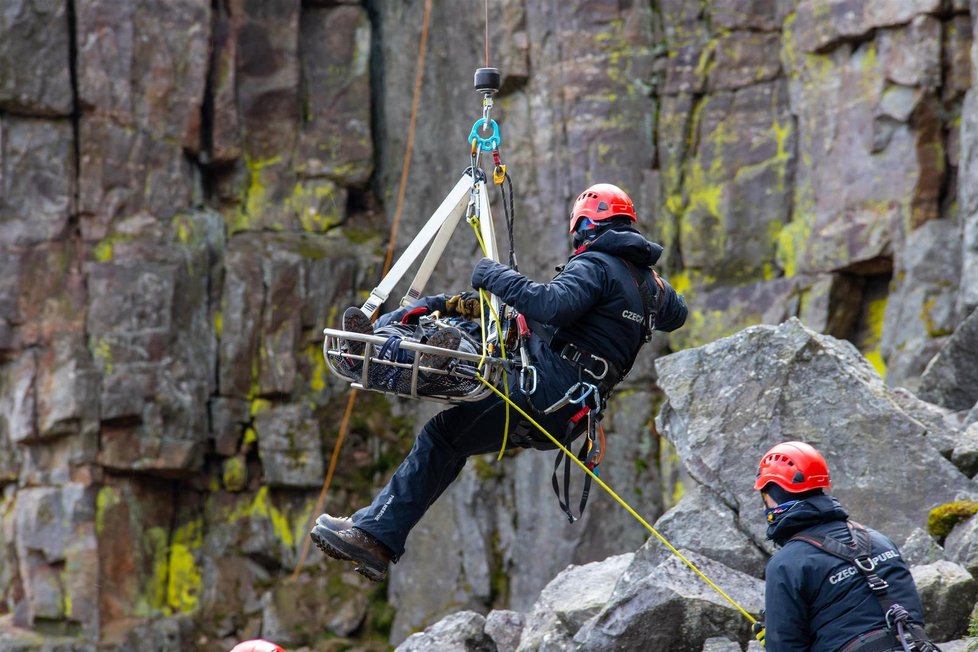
927, 500, 978, 543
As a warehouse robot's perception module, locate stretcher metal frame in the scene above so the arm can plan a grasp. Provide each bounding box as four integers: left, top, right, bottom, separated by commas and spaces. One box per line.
323, 328, 506, 403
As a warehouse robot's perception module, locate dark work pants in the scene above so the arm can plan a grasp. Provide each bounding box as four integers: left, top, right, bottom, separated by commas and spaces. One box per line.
351, 389, 581, 559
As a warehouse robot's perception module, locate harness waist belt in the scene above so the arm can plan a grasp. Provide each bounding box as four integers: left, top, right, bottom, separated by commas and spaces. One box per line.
839, 625, 933, 652
521, 317, 622, 389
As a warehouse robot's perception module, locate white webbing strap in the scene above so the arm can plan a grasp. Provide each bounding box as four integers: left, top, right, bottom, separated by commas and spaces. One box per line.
360, 173, 504, 344
402, 179, 475, 307
359, 174, 472, 317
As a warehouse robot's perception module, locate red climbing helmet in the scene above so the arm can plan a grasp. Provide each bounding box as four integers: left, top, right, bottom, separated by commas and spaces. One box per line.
754, 441, 831, 493
229, 640, 285, 652
569, 183, 637, 233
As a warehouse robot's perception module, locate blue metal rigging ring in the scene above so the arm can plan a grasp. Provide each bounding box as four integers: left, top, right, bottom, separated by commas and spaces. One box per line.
468, 118, 501, 151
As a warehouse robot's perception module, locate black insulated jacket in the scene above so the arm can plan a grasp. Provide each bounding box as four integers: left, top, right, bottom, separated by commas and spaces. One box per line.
471, 228, 687, 411
764, 495, 925, 652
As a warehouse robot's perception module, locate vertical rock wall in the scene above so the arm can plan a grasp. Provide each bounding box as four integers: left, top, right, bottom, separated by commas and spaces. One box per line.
1, 1, 386, 649
0, 0, 975, 649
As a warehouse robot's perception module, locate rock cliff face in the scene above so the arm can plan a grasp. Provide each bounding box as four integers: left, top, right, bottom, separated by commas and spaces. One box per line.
0, 0, 977, 650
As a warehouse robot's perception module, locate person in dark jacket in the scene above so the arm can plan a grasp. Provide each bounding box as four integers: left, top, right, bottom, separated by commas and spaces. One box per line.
311, 183, 687, 582
756, 442, 934, 652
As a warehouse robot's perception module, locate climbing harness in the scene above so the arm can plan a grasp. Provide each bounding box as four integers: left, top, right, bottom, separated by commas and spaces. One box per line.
546, 382, 604, 522
792, 522, 941, 652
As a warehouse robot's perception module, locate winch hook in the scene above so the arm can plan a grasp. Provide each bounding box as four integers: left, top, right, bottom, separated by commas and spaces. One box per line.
470, 67, 503, 153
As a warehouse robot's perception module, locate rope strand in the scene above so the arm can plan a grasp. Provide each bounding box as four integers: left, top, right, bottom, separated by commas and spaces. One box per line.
384, 0, 434, 274
292, 0, 435, 580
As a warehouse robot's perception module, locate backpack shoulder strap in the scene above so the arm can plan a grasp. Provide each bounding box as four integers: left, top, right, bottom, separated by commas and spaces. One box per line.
791, 522, 887, 588
791, 521, 868, 561
620, 260, 662, 344
790, 522, 895, 612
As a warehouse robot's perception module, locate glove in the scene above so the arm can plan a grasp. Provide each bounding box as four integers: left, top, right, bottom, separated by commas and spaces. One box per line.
471, 257, 500, 290
445, 292, 481, 319
752, 621, 766, 647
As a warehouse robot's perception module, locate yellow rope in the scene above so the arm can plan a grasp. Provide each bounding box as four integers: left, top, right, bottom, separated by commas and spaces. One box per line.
478, 290, 511, 459
474, 374, 759, 625
468, 215, 513, 459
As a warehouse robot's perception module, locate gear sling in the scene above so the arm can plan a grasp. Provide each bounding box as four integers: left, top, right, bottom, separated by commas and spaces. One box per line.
790, 521, 941, 652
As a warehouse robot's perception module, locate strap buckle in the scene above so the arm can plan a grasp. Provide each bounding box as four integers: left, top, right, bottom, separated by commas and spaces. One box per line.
854, 555, 877, 573
560, 343, 609, 381
866, 574, 889, 593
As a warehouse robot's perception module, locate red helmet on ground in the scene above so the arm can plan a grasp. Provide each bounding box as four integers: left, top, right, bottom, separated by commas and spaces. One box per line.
569, 183, 637, 233
229, 640, 286, 652
753, 441, 831, 493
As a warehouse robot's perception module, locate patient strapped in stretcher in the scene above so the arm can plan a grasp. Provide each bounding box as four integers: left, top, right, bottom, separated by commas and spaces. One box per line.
334, 293, 484, 396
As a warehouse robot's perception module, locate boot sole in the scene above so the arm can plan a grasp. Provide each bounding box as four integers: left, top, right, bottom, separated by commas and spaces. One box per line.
309, 524, 388, 582
310, 525, 353, 562
342, 308, 372, 356
419, 328, 462, 370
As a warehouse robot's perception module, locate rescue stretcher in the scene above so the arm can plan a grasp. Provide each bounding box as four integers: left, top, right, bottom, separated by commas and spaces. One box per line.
323, 171, 510, 403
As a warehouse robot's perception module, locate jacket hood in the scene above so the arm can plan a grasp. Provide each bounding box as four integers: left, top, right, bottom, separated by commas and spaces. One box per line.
767, 494, 849, 546
578, 228, 663, 266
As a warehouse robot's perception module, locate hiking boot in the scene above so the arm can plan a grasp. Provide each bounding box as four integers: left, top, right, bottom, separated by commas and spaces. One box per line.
338, 307, 372, 378
310, 514, 356, 561
341, 307, 372, 356
310, 523, 393, 582
418, 326, 462, 372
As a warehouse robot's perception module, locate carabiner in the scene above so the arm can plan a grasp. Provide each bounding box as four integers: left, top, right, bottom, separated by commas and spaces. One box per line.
543, 382, 597, 415
519, 365, 538, 396
482, 94, 494, 124
569, 383, 596, 406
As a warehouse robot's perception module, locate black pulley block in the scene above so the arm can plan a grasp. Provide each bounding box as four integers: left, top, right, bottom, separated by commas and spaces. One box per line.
474, 67, 501, 94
